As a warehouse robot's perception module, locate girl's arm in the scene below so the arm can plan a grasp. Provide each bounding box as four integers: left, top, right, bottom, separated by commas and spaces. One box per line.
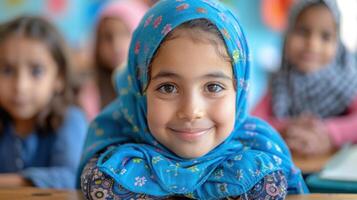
20, 107, 88, 188
230, 170, 287, 200
251, 91, 289, 133
81, 155, 166, 200
324, 95, 357, 147
0, 173, 33, 187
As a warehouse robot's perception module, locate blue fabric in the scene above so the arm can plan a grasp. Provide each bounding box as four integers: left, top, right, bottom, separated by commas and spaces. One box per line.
80, 0, 308, 199
0, 106, 88, 188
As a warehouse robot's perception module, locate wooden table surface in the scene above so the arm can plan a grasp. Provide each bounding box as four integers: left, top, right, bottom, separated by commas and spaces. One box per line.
292, 152, 334, 174
0, 187, 84, 200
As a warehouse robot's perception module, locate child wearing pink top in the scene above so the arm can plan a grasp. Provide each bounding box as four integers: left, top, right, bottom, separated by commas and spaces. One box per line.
252, 0, 357, 156
78, 0, 148, 120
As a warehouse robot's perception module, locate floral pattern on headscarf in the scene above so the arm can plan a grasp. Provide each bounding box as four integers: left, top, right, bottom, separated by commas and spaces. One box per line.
80, 0, 308, 199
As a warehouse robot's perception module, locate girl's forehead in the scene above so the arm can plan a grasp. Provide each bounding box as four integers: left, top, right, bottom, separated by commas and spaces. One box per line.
294, 4, 337, 30
289, 1, 340, 29
153, 20, 231, 63
0, 36, 55, 65
148, 35, 234, 88
298, 4, 332, 19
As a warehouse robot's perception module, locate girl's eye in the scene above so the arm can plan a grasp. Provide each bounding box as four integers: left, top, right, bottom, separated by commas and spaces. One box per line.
31, 64, 44, 78
321, 31, 332, 42
295, 27, 309, 37
104, 32, 114, 43
157, 84, 178, 94
206, 83, 224, 93
0, 65, 14, 76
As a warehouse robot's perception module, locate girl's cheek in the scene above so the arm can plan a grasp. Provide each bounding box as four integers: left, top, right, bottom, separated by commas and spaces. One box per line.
147, 97, 174, 126
210, 95, 236, 124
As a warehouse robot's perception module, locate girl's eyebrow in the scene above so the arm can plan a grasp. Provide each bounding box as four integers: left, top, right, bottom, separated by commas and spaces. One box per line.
151, 70, 233, 80
151, 71, 179, 80
203, 72, 232, 80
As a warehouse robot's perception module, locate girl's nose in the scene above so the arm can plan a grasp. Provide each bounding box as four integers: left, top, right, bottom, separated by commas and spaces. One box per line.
306, 34, 320, 51
177, 92, 205, 121
15, 70, 31, 93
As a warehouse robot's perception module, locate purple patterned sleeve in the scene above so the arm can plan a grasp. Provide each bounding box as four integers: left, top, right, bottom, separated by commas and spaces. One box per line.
81, 155, 167, 200
236, 170, 287, 200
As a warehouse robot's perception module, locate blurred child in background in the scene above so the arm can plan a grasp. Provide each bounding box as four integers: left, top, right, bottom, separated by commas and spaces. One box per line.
78, 0, 148, 120
0, 16, 88, 188
253, 0, 357, 156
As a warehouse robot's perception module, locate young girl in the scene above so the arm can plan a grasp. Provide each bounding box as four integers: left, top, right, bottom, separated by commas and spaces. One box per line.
252, 0, 357, 156
0, 16, 88, 188
80, 0, 308, 199
78, 0, 148, 120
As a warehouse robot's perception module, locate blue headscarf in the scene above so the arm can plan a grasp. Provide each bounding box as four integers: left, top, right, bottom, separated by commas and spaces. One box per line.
80, 0, 307, 198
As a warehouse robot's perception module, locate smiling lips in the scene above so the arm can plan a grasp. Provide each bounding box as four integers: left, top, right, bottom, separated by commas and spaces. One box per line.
169, 127, 213, 142
11, 98, 29, 107
300, 52, 318, 62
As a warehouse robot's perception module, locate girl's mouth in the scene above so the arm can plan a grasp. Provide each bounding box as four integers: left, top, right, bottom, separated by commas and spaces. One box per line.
168, 127, 213, 142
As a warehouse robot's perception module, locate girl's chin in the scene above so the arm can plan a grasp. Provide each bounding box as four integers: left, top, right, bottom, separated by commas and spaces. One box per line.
172, 147, 212, 159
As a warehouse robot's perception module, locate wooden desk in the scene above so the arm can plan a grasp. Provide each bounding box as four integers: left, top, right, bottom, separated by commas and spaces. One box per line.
292, 152, 334, 174
286, 194, 357, 200
0, 187, 83, 200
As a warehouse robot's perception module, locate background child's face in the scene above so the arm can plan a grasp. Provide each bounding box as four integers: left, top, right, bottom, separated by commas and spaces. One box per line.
146, 32, 236, 159
97, 18, 131, 70
285, 5, 337, 73
0, 36, 62, 121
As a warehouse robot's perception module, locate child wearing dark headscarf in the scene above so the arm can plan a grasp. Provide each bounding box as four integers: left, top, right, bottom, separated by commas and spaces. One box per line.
253, 0, 357, 156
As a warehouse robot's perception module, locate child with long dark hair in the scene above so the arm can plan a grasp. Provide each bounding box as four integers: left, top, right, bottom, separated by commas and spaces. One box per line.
0, 16, 88, 188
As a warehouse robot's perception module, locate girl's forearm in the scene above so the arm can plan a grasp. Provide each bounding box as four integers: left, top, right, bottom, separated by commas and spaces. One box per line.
0, 173, 33, 187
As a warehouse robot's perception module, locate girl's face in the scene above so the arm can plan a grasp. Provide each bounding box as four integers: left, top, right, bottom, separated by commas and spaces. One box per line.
146, 32, 236, 159
97, 18, 131, 70
285, 5, 337, 73
0, 36, 62, 122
